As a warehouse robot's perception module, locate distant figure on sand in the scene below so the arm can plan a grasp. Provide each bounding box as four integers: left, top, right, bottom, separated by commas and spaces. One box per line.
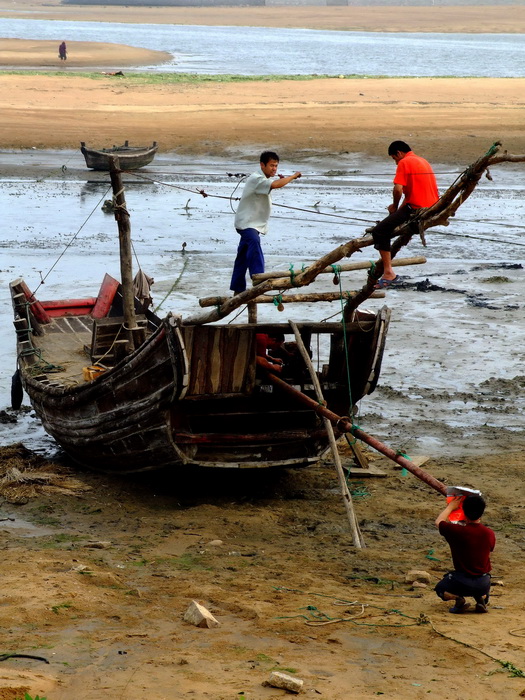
59, 41, 67, 61
371, 140, 439, 289
230, 151, 301, 295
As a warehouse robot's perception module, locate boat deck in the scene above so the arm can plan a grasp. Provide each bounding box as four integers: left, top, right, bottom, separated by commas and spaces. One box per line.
34, 315, 93, 386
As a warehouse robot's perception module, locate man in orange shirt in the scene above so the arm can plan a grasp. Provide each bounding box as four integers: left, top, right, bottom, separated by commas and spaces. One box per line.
371, 141, 439, 288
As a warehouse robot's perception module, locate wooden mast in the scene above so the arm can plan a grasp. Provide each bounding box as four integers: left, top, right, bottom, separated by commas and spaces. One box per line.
108, 156, 138, 351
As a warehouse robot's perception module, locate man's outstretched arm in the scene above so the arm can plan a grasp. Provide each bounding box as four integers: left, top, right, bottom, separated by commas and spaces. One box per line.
270, 172, 302, 189
435, 497, 463, 528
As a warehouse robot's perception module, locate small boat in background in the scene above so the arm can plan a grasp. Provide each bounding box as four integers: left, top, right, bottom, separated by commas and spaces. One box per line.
80, 140, 158, 171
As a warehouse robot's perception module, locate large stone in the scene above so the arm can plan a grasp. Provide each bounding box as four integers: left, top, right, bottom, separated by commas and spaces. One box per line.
267, 671, 304, 693
405, 569, 431, 584
183, 600, 220, 628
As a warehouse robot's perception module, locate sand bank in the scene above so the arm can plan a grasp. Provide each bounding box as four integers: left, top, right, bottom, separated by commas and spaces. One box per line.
1, 2, 525, 33
0, 73, 523, 164
0, 38, 171, 68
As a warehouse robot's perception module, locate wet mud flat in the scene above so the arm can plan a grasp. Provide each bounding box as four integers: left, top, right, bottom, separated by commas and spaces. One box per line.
0, 151, 525, 698
1, 442, 525, 699
1, 149, 524, 457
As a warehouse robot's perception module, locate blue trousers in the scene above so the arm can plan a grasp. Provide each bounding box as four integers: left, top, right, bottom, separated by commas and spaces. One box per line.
230, 228, 265, 293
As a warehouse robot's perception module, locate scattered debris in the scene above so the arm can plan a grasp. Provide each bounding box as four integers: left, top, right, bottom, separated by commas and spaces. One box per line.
0, 443, 91, 503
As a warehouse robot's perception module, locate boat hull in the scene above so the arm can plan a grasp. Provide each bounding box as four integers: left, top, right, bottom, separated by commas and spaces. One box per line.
11, 278, 390, 473
80, 141, 158, 171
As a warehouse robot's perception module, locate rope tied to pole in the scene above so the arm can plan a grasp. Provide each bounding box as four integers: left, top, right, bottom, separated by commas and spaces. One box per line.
396, 449, 411, 476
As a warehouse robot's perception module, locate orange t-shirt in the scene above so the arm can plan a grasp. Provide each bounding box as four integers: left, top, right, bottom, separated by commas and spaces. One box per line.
394, 151, 439, 209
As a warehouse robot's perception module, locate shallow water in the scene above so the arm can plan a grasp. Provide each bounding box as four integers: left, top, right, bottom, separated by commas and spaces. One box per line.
1, 150, 524, 457
1, 18, 525, 76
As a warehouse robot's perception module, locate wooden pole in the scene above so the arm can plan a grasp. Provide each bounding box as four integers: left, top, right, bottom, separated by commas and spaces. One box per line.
252, 256, 427, 283
108, 156, 137, 351
289, 320, 365, 548
264, 370, 447, 495
248, 301, 257, 323
199, 289, 385, 308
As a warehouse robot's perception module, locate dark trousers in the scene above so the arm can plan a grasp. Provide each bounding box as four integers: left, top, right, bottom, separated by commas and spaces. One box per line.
372, 206, 413, 252
230, 228, 265, 293
435, 571, 491, 602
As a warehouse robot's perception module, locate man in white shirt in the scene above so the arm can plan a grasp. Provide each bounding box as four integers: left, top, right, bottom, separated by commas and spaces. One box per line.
230, 151, 301, 294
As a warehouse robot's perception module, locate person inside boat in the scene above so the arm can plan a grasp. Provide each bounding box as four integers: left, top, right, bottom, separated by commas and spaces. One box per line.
370, 141, 439, 289
59, 41, 67, 61
256, 332, 304, 381
230, 151, 301, 295
434, 495, 496, 614
255, 333, 285, 374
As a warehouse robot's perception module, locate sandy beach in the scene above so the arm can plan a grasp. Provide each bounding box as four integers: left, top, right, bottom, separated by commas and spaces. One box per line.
1, 5, 525, 700
0, 68, 524, 164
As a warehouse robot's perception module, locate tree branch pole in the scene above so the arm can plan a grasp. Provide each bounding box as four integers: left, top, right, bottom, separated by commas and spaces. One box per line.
289, 320, 365, 548
264, 370, 447, 496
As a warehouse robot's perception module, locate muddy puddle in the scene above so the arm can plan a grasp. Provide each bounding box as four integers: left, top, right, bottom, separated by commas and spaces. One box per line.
1, 149, 524, 458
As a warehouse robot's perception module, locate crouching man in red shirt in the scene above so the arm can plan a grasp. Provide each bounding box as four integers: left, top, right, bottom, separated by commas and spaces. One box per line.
434, 495, 496, 614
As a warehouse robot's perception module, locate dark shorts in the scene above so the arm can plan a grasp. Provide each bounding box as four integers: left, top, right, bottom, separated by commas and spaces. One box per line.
435, 571, 491, 601
372, 205, 414, 252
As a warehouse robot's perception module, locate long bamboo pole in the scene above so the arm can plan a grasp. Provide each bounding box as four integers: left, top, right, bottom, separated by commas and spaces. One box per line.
289, 320, 365, 548
265, 370, 447, 496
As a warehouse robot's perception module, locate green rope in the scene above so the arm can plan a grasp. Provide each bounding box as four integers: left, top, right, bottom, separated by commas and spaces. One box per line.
273, 294, 283, 308
289, 263, 298, 287
396, 449, 411, 477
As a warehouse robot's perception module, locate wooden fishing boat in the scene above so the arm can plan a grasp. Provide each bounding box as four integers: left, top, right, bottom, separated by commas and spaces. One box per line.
80, 140, 158, 171
9, 272, 390, 473
11, 143, 517, 475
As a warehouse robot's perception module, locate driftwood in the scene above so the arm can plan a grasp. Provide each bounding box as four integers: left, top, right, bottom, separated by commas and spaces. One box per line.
183, 142, 525, 326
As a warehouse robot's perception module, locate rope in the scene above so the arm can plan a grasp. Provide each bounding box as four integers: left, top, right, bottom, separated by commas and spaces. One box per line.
153, 257, 190, 314
33, 184, 112, 297
274, 586, 525, 678
396, 449, 412, 477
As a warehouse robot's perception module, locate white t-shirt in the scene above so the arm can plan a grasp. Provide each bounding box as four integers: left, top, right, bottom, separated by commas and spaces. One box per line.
234, 171, 273, 234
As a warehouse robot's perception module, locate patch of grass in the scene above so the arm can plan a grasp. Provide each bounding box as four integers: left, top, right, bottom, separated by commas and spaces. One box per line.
39, 533, 87, 549
15, 695, 47, 700
255, 653, 275, 665
51, 601, 73, 614
1, 71, 495, 84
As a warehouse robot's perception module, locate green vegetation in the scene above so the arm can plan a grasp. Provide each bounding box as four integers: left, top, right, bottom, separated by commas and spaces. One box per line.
2, 71, 488, 84
254, 653, 297, 674
51, 601, 73, 614
15, 694, 47, 700
38, 533, 87, 549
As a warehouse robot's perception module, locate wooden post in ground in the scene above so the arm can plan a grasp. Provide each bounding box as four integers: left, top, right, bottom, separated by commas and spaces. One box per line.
289, 320, 365, 548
